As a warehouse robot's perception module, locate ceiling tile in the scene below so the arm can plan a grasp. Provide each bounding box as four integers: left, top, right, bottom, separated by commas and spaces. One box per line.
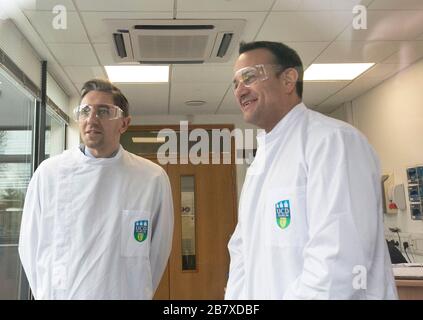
23, 10, 89, 43
18, 0, 76, 11
177, 0, 274, 12
315, 41, 400, 63
172, 65, 234, 83
338, 11, 423, 41
74, 0, 173, 11
313, 103, 345, 115
274, 0, 372, 11
80, 11, 172, 44
92, 43, 116, 65
170, 83, 228, 114
317, 64, 405, 111
368, 0, 423, 10
317, 77, 383, 111
119, 84, 170, 115
257, 11, 352, 42
48, 43, 98, 66
218, 108, 242, 115
73, 83, 85, 93
177, 11, 267, 45
217, 90, 240, 114
284, 42, 329, 67
382, 41, 423, 65
303, 81, 349, 107
272, 0, 303, 11
64, 66, 106, 84
359, 63, 404, 80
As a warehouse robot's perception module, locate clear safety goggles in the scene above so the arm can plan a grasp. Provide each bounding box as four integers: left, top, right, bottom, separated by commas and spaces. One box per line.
232, 64, 283, 91
74, 104, 124, 121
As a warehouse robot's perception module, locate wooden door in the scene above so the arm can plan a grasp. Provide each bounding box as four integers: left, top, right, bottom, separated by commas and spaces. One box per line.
154, 161, 237, 299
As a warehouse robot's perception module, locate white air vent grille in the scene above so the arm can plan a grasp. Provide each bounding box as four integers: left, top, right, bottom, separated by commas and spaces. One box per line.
137, 35, 209, 60
105, 19, 246, 64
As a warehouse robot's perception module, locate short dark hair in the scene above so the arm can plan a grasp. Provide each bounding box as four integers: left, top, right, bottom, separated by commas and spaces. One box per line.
239, 41, 303, 98
80, 79, 129, 116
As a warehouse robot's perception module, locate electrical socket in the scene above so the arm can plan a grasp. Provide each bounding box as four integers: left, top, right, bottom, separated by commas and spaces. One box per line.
410, 234, 423, 256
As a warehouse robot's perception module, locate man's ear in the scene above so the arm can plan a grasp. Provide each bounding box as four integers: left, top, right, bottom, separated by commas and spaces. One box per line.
283, 68, 299, 94
119, 116, 132, 134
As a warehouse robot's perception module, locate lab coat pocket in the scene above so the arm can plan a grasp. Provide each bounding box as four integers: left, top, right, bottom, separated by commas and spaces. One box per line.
264, 186, 308, 248
121, 210, 151, 258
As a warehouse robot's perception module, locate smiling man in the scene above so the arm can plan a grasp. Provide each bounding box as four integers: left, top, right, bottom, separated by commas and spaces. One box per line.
19, 79, 174, 299
225, 41, 397, 300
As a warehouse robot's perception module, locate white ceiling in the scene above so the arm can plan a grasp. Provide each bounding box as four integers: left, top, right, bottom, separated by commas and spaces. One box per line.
13, 0, 423, 115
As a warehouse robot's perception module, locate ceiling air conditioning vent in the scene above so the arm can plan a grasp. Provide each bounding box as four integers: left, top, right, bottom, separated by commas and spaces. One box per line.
105, 19, 245, 64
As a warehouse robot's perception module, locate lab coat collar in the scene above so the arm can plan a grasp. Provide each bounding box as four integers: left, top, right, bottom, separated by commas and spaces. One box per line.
74, 144, 124, 165
256, 102, 307, 146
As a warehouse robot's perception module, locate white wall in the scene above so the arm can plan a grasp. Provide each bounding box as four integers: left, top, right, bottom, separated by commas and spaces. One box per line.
330, 58, 423, 262
328, 101, 354, 124
66, 96, 80, 149
47, 73, 69, 112
352, 59, 423, 234
0, 19, 69, 114
0, 19, 40, 88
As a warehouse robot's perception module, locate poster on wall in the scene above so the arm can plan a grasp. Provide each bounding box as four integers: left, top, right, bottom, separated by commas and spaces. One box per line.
407, 166, 423, 220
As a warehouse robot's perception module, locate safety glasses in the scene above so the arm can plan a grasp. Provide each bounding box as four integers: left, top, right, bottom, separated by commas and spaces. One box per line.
74, 104, 124, 121
232, 64, 283, 91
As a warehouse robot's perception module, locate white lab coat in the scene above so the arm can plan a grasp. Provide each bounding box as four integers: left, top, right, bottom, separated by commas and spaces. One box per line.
225, 103, 398, 300
18, 145, 174, 299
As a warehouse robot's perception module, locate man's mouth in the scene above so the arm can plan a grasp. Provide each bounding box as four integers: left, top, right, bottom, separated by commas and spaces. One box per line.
85, 129, 102, 135
241, 98, 258, 110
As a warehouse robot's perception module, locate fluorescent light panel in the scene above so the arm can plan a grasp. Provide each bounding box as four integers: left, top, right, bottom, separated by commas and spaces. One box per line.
105, 66, 169, 83
132, 137, 166, 143
304, 63, 375, 81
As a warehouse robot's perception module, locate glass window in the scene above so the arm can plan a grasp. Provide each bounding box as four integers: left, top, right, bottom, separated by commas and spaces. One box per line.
45, 107, 66, 158
0, 65, 69, 299
181, 175, 196, 271
0, 68, 34, 299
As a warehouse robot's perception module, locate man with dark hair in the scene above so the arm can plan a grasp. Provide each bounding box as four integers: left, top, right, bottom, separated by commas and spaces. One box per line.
19, 79, 174, 299
225, 41, 397, 299
238, 41, 304, 98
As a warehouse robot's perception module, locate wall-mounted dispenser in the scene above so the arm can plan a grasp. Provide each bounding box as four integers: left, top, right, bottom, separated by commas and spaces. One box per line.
382, 173, 397, 214
393, 184, 406, 211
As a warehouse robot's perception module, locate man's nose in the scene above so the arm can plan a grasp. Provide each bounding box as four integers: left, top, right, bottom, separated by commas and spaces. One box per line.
234, 81, 249, 99
86, 109, 99, 123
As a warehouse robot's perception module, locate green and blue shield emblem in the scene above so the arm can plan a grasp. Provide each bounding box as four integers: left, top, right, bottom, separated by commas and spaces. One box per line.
275, 200, 291, 229
134, 220, 148, 242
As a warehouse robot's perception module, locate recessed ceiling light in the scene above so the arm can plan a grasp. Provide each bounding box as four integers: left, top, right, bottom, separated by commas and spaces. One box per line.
304, 63, 375, 81
105, 65, 169, 83
185, 100, 206, 107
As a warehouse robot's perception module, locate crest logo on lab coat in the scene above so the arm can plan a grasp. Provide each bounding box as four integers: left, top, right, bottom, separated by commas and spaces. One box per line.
134, 220, 148, 242
275, 200, 291, 229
